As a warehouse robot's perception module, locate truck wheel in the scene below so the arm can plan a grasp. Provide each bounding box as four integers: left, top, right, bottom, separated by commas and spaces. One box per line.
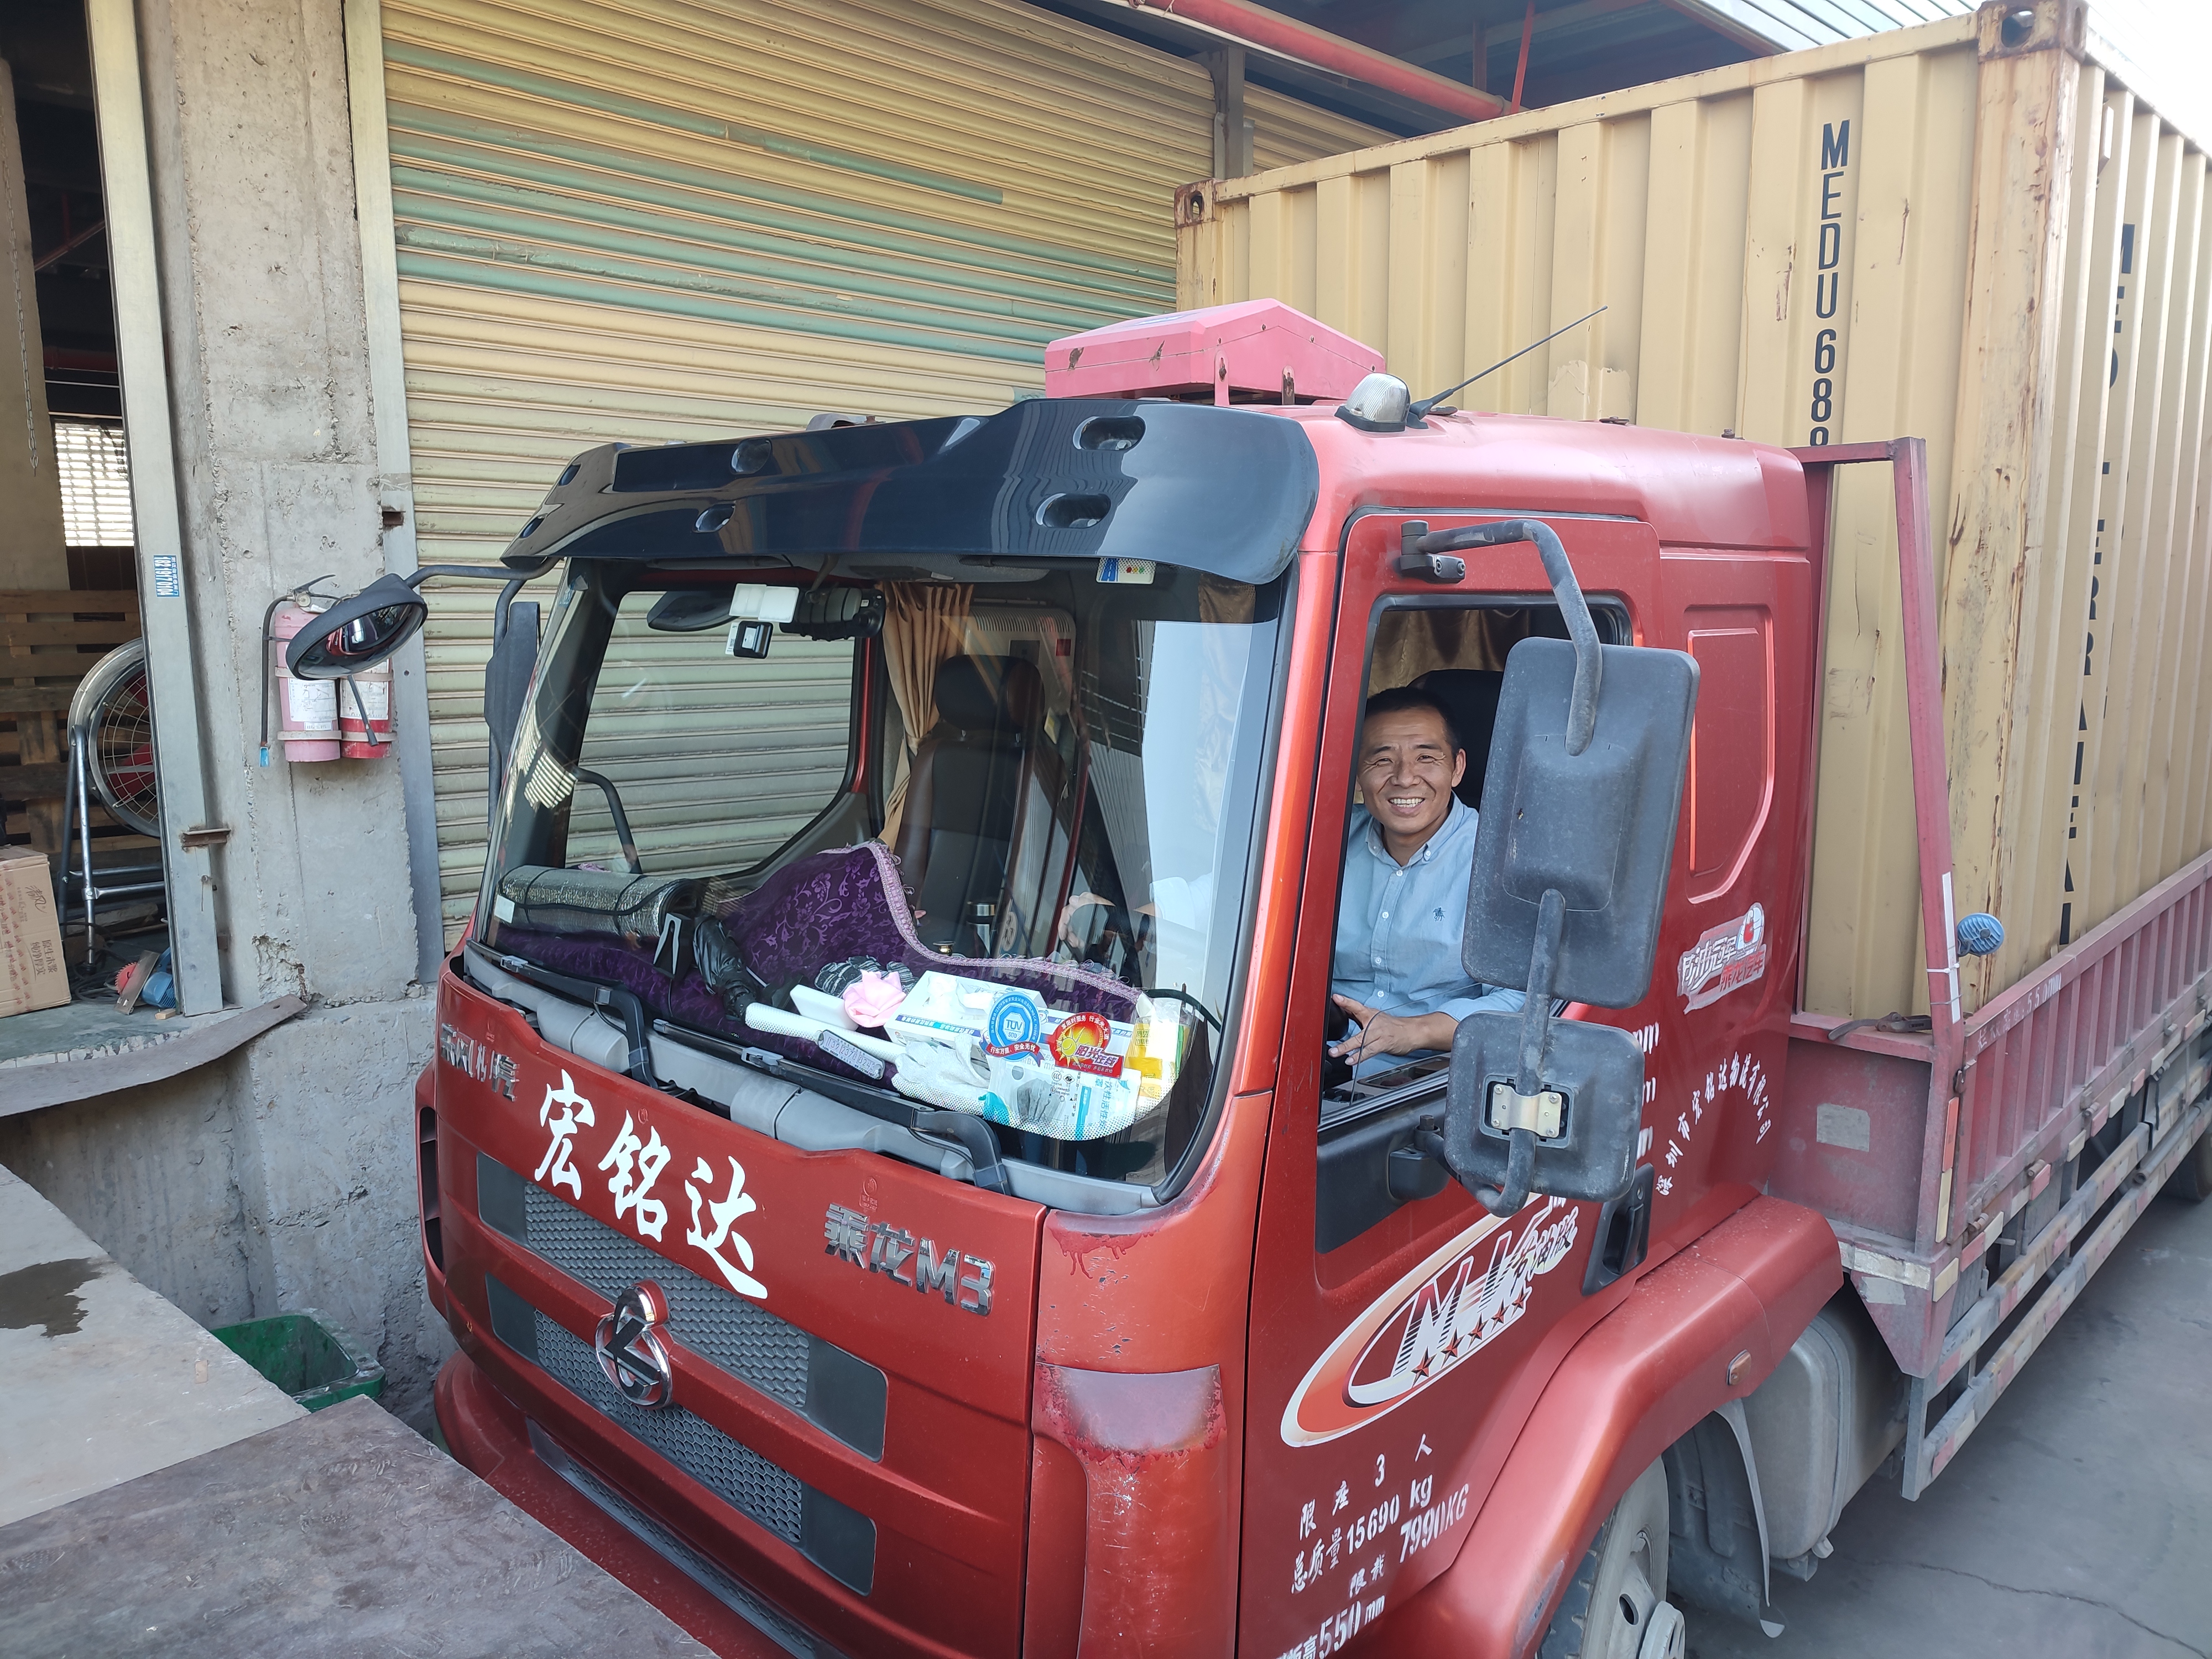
1538, 1458, 1684, 1659
2164, 1126, 2212, 1202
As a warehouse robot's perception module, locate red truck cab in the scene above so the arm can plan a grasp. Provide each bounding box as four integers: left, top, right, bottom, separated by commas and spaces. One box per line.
401, 305, 1872, 1659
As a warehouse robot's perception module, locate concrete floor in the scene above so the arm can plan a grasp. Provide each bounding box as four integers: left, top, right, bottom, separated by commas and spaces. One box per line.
1692, 1189, 2212, 1659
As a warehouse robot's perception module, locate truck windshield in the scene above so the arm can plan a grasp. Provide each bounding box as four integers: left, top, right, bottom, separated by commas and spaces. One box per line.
476, 557, 1283, 1190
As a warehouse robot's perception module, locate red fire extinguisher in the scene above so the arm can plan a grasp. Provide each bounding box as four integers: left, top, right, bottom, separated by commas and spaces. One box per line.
338, 653, 394, 759
265, 592, 341, 763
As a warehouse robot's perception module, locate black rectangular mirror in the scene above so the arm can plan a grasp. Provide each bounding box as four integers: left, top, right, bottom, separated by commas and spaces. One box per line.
1443, 1011, 1644, 1207
1463, 636, 1697, 1006
483, 592, 540, 812
1411, 517, 1697, 1217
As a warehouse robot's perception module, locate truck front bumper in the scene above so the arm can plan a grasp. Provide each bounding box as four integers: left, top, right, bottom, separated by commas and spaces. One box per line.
435, 1350, 799, 1659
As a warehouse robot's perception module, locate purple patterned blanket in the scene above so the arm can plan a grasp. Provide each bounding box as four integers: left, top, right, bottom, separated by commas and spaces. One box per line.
495, 841, 1136, 1083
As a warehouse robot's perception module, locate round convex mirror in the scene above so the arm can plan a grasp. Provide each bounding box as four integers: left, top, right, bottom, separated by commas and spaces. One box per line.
285, 572, 430, 678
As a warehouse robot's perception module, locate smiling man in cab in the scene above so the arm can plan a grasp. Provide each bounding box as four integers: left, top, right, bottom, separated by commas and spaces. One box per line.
1329, 686, 1524, 1076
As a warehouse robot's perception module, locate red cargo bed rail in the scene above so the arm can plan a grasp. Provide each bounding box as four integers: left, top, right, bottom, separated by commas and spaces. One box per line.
1773, 440, 2212, 1497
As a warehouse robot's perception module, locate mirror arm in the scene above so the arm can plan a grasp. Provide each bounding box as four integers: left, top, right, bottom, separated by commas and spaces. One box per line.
405, 561, 556, 586
1515, 889, 1564, 1094
493, 573, 525, 638
484, 577, 540, 815
1478, 1128, 1537, 1219
1416, 517, 1603, 754
1460, 886, 1566, 1217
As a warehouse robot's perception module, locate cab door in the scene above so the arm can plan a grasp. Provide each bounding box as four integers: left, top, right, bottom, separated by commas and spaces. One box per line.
1236, 509, 1670, 1658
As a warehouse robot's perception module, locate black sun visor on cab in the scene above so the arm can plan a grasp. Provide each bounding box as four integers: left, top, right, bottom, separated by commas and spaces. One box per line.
499, 398, 1322, 586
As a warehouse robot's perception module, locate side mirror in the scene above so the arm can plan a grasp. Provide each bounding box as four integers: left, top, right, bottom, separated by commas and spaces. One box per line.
283, 572, 428, 677
483, 590, 541, 813
1419, 518, 1698, 1216
287, 563, 550, 815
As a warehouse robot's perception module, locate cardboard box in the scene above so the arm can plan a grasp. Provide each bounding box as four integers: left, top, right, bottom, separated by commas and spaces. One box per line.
0, 848, 69, 1018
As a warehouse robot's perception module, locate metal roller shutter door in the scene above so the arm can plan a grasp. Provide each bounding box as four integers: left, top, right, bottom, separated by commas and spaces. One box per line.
1246, 83, 1394, 173
384, 0, 1385, 935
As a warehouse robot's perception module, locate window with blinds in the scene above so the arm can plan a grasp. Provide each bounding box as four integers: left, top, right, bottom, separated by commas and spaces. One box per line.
53, 419, 134, 547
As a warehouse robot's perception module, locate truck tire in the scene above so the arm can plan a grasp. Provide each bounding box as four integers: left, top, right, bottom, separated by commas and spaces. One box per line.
1538, 1458, 1684, 1659
2164, 1126, 2212, 1202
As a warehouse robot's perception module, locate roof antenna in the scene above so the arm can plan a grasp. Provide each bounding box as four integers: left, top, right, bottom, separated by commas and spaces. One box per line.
1408, 305, 1607, 420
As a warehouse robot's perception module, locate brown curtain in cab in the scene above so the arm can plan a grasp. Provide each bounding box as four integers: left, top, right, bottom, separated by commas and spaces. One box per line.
1365, 607, 1538, 691
879, 582, 974, 846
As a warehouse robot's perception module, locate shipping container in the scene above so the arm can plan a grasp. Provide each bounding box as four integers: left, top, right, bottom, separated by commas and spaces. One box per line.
1175, 0, 2212, 1025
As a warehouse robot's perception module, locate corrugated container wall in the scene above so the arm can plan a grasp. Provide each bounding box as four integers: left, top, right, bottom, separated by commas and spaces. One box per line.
1178, 0, 2212, 1021
374, 0, 1388, 935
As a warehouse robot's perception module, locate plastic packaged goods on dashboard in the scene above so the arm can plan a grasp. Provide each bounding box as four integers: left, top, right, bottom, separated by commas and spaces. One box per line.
841, 969, 909, 1028
883, 972, 1178, 1141
788, 983, 858, 1030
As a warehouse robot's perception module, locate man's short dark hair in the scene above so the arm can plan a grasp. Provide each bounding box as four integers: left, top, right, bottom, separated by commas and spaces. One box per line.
1362, 685, 1463, 755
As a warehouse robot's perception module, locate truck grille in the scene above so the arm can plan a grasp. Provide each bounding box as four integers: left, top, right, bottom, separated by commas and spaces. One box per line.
522, 1177, 810, 1409
479, 1152, 885, 1460
534, 1308, 807, 1543
481, 1273, 877, 1595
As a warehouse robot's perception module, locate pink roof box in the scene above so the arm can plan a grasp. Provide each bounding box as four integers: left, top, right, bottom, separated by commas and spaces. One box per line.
1044, 300, 1382, 404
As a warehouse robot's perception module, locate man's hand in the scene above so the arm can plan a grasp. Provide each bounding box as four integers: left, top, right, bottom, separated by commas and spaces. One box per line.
1329, 995, 1457, 1067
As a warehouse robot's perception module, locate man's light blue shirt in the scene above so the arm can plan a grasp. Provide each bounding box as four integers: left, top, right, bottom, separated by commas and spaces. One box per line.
1334, 795, 1524, 1069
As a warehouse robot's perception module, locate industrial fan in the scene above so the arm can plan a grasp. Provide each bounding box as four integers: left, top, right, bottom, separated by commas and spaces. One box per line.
70, 638, 159, 837
57, 638, 166, 963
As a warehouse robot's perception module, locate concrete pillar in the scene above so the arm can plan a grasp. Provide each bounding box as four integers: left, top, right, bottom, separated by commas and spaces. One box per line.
1, 0, 450, 1429
0, 59, 68, 593
133, 0, 422, 1009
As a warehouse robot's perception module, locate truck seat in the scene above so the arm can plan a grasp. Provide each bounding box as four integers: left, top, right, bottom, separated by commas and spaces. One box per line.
894, 655, 1043, 951
1412, 667, 1505, 807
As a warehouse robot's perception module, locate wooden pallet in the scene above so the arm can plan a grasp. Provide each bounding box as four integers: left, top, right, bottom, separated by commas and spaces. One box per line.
1, 589, 150, 863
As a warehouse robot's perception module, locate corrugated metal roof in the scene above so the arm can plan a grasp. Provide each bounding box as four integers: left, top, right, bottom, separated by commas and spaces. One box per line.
1647, 2, 2207, 151
2086, 0, 2212, 154
1666, 0, 1973, 53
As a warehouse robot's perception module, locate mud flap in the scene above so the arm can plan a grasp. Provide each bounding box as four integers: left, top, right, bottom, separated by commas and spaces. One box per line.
1662, 1401, 1781, 1636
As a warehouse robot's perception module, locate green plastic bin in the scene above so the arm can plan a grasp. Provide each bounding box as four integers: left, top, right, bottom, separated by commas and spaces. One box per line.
211, 1310, 384, 1412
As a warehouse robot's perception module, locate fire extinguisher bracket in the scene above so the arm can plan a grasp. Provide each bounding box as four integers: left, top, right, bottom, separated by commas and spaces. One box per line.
267, 585, 342, 764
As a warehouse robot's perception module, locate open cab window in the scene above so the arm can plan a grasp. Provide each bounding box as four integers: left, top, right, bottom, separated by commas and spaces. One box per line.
1314, 597, 1629, 1250
474, 556, 1282, 1207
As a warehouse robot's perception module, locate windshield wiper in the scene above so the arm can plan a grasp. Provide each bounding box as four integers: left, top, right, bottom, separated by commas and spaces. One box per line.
650, 1019, 907, 1120
651, 1019, 1011, 1193
469, 942, 656, 1086
910, 1110, 1012, 1194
